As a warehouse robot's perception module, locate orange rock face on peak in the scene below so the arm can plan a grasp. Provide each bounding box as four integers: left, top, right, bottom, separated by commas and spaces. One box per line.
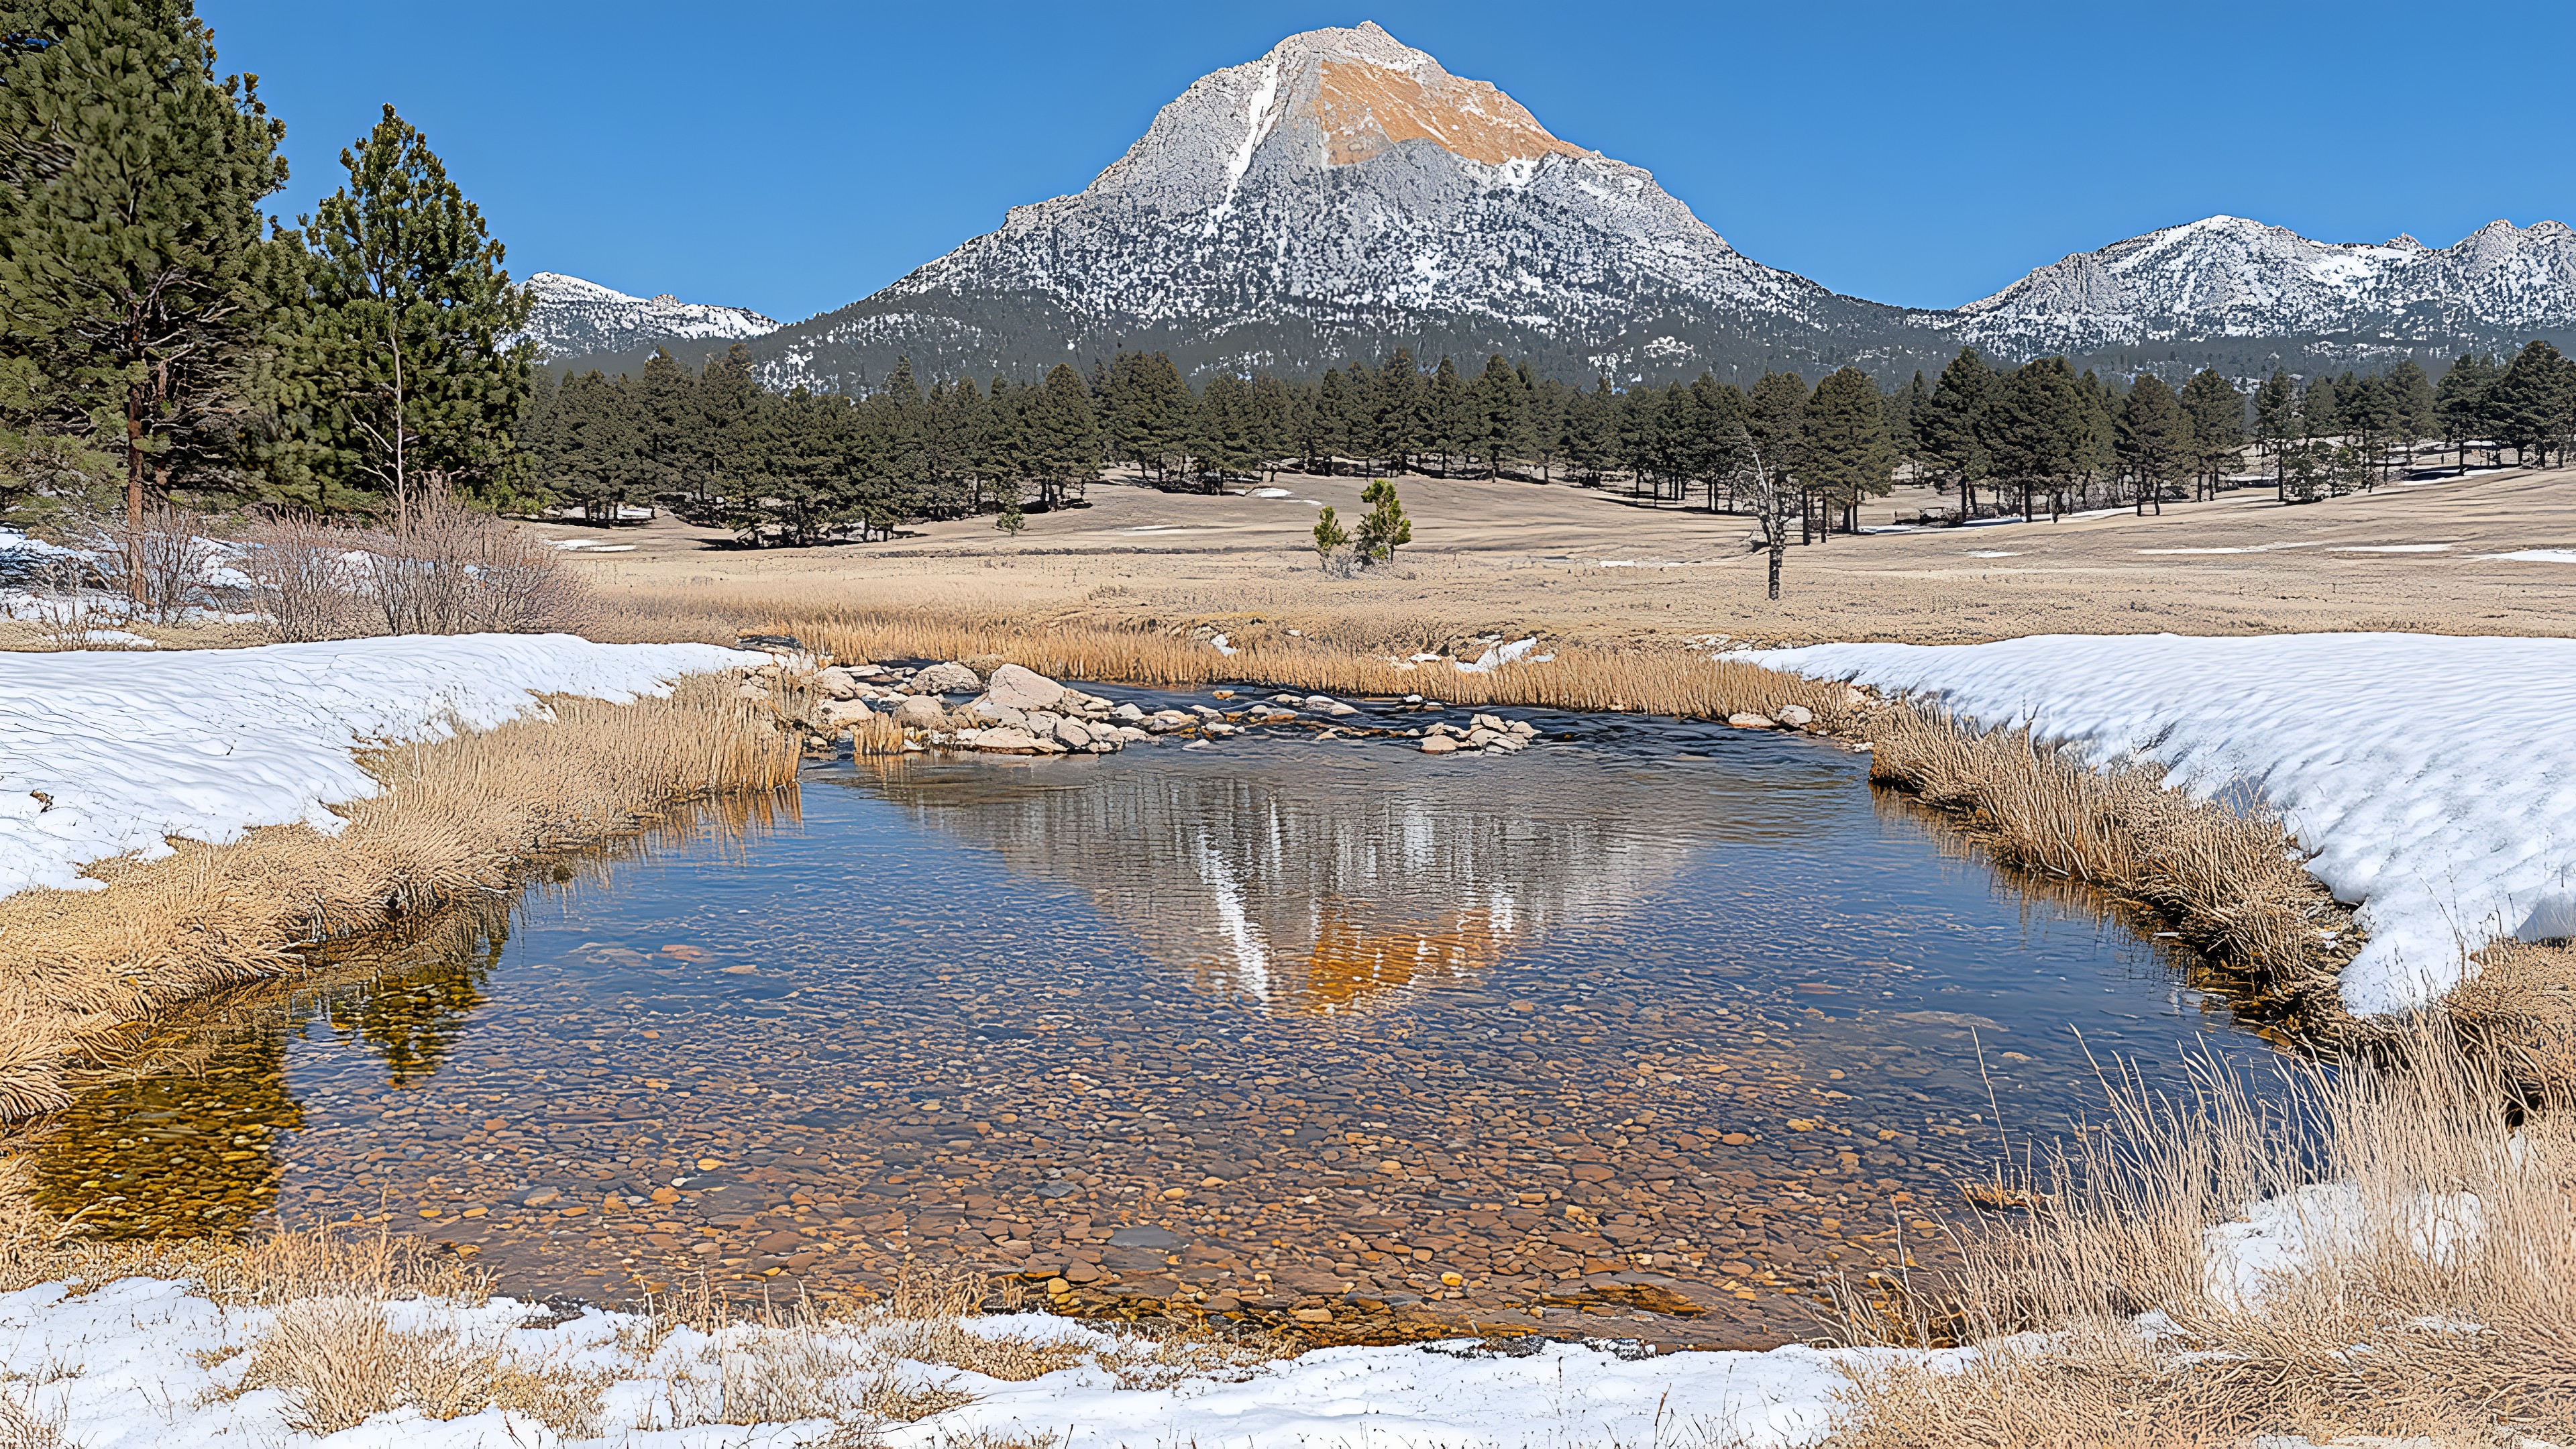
1309, 60, 1588, 168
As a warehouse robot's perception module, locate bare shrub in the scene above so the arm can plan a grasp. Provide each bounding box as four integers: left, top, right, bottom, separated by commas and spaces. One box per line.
1831, 1028, 2576, 1446
239, 509, 366, 642
368, 489, 594, 636
114, 502, 223, 623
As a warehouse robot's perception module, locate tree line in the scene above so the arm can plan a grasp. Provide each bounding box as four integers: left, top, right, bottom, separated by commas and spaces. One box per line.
5, 1, 2573, 555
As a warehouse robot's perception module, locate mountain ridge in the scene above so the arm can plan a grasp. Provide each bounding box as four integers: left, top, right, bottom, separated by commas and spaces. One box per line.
532, 23, 2576, 389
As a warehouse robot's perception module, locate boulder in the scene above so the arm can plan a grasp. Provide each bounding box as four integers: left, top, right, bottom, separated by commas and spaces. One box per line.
892, 696, 948, 729
812, 667, 862, 700
985, 663, 1066, 711
914, 661, 981, 695
1726, 712, 1778, 730
1145, 710, 1191, 733
1839, 685, 1871, 709
965, 727, 1042, 754
1055, 718, 1093, 749
968, 700, 1028, 729
1112, 702, 1146, 723
1775, 704, 1815, 728
1419, 736, 1460, 755
1507, 720, 1538, 737
819, 699, 874, 727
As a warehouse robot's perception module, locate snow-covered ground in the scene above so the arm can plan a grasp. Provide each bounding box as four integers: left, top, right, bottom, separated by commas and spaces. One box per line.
0, 635, 763, 898
0, 1277, 1953, 1449
1751, 633, 2576, 1014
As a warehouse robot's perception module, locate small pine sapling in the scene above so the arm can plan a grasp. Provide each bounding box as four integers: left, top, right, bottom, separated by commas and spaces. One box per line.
1311, 504, 1350, 568
1354, 479, 1411, 564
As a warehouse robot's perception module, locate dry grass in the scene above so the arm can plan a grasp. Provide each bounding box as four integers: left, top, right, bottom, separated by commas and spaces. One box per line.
1829, 1028, 2576, 1447
1857, 706, 2347, 1008
2449, 938, 2576, 1099
0, 673, 799, 1121
233, 1295, 608, 1438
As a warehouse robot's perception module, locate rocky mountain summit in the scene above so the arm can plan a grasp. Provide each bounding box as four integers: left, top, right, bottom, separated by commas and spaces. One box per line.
753, 21, 1932, 390
514, 271, 779, 364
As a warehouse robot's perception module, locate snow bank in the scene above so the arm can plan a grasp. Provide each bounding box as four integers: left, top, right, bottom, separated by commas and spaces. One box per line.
1749, 633, 2576, 1014
0, 1277, 1957, 1449
0, 634, 763, 898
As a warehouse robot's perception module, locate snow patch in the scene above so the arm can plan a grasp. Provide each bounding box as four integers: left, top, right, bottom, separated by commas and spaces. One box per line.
1750, 633, 2576, 1014
0, 635, 764, 898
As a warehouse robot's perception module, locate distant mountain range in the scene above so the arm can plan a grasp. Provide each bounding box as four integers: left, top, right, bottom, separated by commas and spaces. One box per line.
529, 23, 2576, 390
512, 272, 777, 366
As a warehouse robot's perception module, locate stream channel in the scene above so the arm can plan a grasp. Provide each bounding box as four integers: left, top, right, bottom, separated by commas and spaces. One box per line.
28, 690, 2299, 1348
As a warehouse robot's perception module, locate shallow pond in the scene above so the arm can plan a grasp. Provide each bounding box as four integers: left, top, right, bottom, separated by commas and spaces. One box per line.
30, 693, 2295, 1346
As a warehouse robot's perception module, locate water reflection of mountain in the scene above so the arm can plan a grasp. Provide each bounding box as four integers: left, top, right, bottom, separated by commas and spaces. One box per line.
853, 749, 1763, 1014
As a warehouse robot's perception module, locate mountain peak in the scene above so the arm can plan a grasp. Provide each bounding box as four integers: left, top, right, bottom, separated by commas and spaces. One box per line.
513, 272, 780, 363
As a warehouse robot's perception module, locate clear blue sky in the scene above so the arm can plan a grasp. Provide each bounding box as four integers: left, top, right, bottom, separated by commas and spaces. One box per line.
199, 1, 2572, 325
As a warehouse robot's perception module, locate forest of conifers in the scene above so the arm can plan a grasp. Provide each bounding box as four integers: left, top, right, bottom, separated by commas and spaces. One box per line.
5, 2, 2574, 549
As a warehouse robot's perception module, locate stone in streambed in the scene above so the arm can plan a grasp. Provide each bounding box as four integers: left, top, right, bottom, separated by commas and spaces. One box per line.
914, 661, 981, 695
1726, 712, 1778, 730
819, 699, 873, 727
1420, 736, 1460, 755
985, 663, 1066, 711
892, 696, 947, 729
812, 667, 863, 700
964, 727, 1044, 755
1775, 704, 1815, 728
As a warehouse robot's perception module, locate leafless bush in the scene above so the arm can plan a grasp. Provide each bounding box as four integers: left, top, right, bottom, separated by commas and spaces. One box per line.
233, 1296, 603, 1438
239, 510, 366, 642
19, 553, 123, 648
114, 502, 224, 623
367, 489, 595, 636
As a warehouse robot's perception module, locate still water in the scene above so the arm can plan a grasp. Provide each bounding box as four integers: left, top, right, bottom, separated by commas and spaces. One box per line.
32, 696, 2292, 1346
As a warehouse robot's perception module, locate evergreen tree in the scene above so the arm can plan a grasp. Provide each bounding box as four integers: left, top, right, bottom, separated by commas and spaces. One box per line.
1744, 370, 1809, 536
2387, 360, 2437, 453
2177, 368, 2244, 500
688, 342, 761, 522
1982, 358, 2080, 521
2490, 341, 2576, 469
1371, 347, 1422, 471
2435, 353, 2500, 470
1355, 476, 1410, 563
1310, 502, 1348, 569
1917, 348, 1991, 517
286, 105, 533, 523
1470, 352, 1522, 478
2116, 372, 2189, 513
1424, 354, 1468, 474
1801, 366, 1892, 532
2254, 368, 2300, 496
0, 0, 289, 549
1022, 362, 1097, 508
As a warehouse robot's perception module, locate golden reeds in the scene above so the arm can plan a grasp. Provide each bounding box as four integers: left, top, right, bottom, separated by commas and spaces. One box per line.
0, 674, 798, 1120
1829, 1026, 2576, 1446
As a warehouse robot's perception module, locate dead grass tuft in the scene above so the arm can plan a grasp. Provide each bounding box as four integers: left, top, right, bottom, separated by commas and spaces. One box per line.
2449, 938, 2576, 1097
234, 1295, 606, 1438
0, 673, 798, 1120
1831, 1027, 2576, 1446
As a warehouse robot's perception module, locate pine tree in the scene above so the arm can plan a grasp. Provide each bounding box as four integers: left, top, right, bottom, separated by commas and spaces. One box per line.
1470, 352, 1521, 478
2435, 354, 2500, 470
1744, 370, 1809, 537
1310, 502, 1349, 570
2177, 368, 2244, 499
2116, 372, 2190, 514
0, 0, 289, 555
1425, 354, 1468, 475
2491, 341, 2576, 470
2387, 360, 2437, 454
1801, 366, 1892, 533
1371, 348, 1422, 472
1355, 476, 1411, 563
1023, 362, 1097, 508
1917, 348, 1992, 517
2254, 368, 2300, 496
1982, 358, 2080, 522
286, 105, 533, 524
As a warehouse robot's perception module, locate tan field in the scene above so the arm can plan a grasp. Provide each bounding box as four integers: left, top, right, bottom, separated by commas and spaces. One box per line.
548, 464, 2576, 654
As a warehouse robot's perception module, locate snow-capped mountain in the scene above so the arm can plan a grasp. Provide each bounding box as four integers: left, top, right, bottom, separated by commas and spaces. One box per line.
1947, 215, 2576, 357
755, 22, 1937, 390
514, 272, 780, 363
608, 24, 2573, 390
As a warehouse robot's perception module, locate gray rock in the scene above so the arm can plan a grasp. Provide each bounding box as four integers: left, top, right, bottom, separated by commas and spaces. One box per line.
1420, 736, 1460, 755
819, 699, 875, 727
1726, 712, 1778, 730
1776, 704, 1815, 728
892, 696, 947, 729
1055, 718, 1093, 748
914, 661, 981, 694
966, 727, 1043, 754
1112, 702, 1146, 722
968, 699, 1029, 729
985, 663, 1067, 711
812, 667, 863, 700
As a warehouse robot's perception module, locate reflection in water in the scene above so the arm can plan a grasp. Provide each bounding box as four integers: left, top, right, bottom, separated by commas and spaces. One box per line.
21, 706, 2300, 1348
861, 748, 1770, 1014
